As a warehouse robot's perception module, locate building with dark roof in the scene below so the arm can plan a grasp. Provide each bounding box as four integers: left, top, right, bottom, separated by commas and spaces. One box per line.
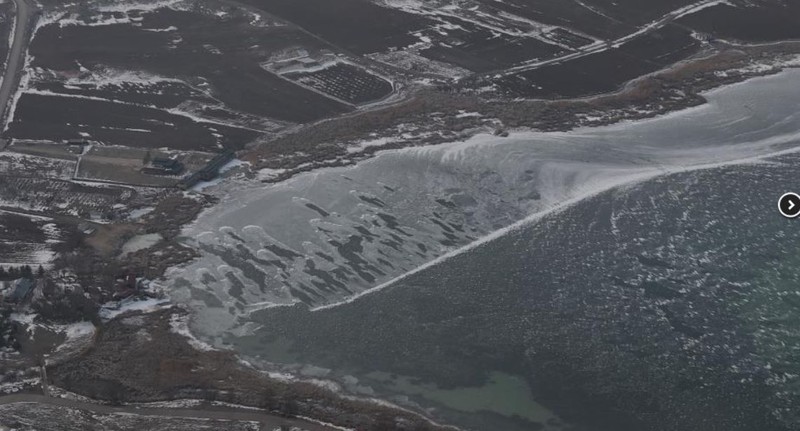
143, 157, 185, 176
5, 278, 35, 304
177, 150, 235, 189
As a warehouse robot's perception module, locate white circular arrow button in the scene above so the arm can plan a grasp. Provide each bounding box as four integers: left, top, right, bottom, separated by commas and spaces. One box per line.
778, 192, 800, 218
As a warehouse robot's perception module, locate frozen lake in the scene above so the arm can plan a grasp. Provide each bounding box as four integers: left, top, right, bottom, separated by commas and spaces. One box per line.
167, 68, 800, 327
163, 68, 800, 430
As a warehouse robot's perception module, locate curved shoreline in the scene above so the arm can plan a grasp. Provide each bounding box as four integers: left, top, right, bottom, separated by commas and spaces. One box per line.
172, 67, 800, 317
70, 63, 800, 431
246, 41, 800, 184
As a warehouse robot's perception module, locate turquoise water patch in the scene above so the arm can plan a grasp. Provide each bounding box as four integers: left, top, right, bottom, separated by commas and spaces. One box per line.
366, 370, 557, 425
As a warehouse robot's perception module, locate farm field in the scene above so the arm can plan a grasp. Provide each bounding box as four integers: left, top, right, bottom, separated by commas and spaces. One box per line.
6, 93, 258, 151
245, 0, 583, 72
76, 146, 214, 187
494, 25, 701, 98
0, 211, 62, 267
284, 62, 393, 105
11, 0, 796, 155
474, 0, 696, 39
0, 175, 133, 217
238, 0, 432, 54
418, 23, 567, 73
8, 141, 79, 162
677, 2, 800, 41
4, 2, 355, 153
0, 150, 76, 179
5, 141, 220, 188
32, 79, 210, 110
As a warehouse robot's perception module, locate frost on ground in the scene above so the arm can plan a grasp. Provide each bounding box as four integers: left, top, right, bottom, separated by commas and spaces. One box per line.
169, 312, 216, 352
0, 403, 264, 431
48, 322, 96, 365
0, 152, 76, 179
98, 297, 170, 321
5, 316, 95, 367
127, 206, 155, 220
714, 53, 800, 78
9, 312, 37, 327
129, 399, 264, 411
62, 66, 184, 88
0, 377, 40, 395
256, 167, 287, 181
130, 398, 203, 408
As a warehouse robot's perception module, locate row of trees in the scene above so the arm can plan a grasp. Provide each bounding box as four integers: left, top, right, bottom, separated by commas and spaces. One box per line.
0, 265, 45, 280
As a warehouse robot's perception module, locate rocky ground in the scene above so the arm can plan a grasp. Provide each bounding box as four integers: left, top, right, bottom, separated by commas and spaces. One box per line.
45, 307, 453, 431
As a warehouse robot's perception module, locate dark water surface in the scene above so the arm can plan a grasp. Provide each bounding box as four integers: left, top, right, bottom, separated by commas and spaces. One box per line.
168, 69, 800, 431
244, 152, 800, 431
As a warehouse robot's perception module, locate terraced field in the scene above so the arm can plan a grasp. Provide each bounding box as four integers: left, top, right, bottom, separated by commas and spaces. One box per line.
285, 63, 393, 105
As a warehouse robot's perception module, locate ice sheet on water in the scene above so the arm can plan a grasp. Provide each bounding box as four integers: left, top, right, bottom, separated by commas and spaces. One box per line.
167, 69, 800, 341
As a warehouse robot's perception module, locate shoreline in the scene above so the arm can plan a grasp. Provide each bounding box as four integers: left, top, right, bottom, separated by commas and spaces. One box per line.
180, 66, 800, 316
151, 65, 800, 428
245, 40, 800, 183
3, 3, 800, 430
26, 41, 800, 431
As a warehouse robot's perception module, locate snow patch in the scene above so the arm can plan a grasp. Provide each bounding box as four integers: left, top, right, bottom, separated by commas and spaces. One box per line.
256, 167, 287, 181
169, 313, 217, 351
49, 322, 96, 363
99, 297, 170, 320
346, 137, 392, 154
120, 233, 163, 256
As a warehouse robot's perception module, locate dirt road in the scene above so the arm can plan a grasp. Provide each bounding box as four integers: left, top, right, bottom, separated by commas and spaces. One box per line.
0, 0, 37, 130
482, 0, 727, 78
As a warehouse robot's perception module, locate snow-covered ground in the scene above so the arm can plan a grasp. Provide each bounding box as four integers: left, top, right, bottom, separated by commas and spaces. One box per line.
120, 233, 163, 256
99, 297, 170, 320
0, 151, 76, 180
63, 67, 184, 88
128, 206, 156, 220
169, 313, 216, 351
48, 322, 96, 365
54, 322, 95, 350
0, 377, 40, 395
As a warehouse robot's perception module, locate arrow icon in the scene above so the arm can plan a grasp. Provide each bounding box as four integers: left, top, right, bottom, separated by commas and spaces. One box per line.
779, 193, 800, 219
